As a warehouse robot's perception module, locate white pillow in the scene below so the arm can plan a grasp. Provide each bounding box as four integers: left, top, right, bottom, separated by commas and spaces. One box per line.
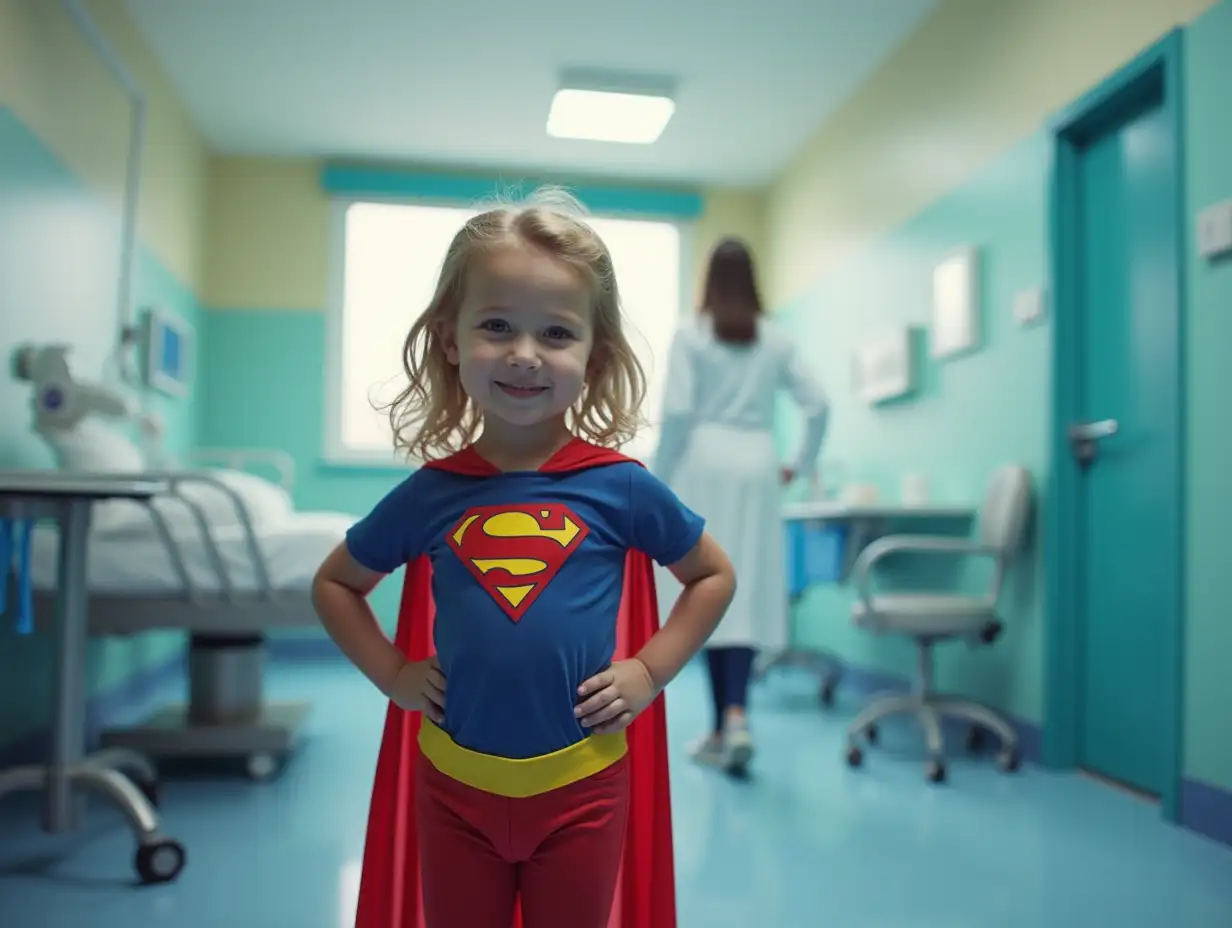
45, 421, 150, 533
48, 419, 146, 473
94, 469, 294, 539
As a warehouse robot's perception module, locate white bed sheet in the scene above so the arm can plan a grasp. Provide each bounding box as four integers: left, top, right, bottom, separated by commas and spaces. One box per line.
30, 511, 356, 595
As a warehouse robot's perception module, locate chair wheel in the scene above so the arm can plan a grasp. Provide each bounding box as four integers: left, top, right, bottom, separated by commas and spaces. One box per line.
246, 752, 280, 782
845, 745, 863, 768
965, 727, 988, 754
925, 759, 946, 784
865, 724, 879, 745
138, 778, 162, 808
820, 678, 837, 708
997, 750, 1021, 773
135, 838, 186, 884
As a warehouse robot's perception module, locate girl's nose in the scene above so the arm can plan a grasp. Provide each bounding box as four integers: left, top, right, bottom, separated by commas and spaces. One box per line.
507, 335, 541, 369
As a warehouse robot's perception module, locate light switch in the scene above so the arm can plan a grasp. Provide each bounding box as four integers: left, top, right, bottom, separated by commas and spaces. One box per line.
1197, 199, 1232, 260
1013, 286, 1047, 326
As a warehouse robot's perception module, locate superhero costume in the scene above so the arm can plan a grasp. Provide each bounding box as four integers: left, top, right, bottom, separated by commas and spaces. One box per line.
347, 438, 702, 928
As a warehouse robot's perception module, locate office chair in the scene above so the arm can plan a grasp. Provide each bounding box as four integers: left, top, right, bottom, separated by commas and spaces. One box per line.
842, 465, 1031, 784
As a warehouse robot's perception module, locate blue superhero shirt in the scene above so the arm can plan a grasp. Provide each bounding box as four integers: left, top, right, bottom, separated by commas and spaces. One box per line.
346, 460, 704, 760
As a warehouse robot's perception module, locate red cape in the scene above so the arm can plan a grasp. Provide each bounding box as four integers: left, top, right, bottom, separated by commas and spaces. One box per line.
354, 439, 677, 928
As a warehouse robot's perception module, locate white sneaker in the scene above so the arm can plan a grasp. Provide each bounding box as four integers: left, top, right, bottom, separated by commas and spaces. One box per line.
722, 721, 754, 773
688, 734, 726, 767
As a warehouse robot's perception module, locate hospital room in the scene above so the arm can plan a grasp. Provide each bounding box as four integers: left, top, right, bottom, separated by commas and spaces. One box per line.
2, 0, 1232, 924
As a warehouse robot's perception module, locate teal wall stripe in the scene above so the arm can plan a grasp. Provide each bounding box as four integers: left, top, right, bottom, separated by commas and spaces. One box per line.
319, 165, 704, 219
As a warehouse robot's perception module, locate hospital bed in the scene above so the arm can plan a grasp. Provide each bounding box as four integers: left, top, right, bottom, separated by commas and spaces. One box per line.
11, 343, 359, 783
27, 459, 355, 781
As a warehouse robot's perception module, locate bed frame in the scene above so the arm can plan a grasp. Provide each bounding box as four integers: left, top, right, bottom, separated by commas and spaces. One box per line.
31, 450, 332, 781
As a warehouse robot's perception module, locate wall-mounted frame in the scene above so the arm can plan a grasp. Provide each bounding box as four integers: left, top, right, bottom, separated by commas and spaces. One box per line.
931, 246, 981, 358
142, 305, 194, 398
852, 327, 916, 405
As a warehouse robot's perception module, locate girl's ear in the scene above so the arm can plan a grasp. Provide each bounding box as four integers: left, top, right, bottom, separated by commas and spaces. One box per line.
586, 339, 608, 379
437, 320, 461, 365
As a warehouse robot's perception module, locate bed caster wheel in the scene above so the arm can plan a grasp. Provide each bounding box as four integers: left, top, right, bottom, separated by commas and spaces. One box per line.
135, 838, 186, 884
965, 727, 988, 754
996, 750, 1020, 773
864, 724, 879, 745
138, 778, 162, 808
845, 745, 863, 768
246, 753, 279, 782
819, 678, 837, 708
925, 759, 946, 784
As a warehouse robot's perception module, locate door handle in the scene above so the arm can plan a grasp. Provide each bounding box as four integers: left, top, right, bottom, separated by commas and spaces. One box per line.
1067, 418, 1118, 470
1068, 418, 1119, 442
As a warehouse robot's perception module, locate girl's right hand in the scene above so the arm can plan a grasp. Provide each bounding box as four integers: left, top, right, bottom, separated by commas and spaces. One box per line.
389, 656, 446, 723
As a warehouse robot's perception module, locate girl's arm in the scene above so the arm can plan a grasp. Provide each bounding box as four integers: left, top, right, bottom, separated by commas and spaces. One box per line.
311, 543, 406, 696
635, 532, 735, 691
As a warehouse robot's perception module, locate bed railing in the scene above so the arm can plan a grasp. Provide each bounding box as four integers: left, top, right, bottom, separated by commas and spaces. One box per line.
136, 470, 277, 605
186, 448, 296, 492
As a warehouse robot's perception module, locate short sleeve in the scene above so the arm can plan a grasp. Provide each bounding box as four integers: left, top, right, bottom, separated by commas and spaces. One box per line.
627, 465, 706, 566
345, 474, 424, 574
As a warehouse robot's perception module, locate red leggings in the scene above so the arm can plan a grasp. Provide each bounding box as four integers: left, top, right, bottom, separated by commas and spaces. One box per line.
415, 751, 630, 928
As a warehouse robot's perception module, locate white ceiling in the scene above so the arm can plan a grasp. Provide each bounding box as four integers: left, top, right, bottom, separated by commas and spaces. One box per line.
123, 0, 937, 187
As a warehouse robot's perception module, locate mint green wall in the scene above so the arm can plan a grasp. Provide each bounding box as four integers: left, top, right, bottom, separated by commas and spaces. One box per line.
197, 309, 406, 633
774, 3, 1232, 792
0, 105, 197, 749
775, 131, 1051, 724
1182, 0, 1232, 793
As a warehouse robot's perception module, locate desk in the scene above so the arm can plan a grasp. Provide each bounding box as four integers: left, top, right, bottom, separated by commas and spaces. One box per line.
0, 472, 186, 884
758, 501, 977, 703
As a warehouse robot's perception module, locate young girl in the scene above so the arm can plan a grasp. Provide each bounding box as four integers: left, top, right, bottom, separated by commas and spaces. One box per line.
312, 188, 736, 928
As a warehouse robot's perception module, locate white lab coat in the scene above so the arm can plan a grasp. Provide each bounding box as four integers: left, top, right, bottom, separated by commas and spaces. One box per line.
651, 315, 828, 650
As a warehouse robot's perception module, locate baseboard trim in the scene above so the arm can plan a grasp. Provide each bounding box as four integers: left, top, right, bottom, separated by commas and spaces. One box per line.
1180, 776, 1232, 848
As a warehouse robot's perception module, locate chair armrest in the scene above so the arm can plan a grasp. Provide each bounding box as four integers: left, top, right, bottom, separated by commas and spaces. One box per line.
850, 535, 998, 614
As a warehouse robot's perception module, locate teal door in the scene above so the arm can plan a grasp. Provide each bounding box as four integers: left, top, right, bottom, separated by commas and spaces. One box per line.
1071, 90, 1181, 796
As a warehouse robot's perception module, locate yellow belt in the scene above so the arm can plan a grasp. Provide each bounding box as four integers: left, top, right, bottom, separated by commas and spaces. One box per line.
417, 720, 627, 798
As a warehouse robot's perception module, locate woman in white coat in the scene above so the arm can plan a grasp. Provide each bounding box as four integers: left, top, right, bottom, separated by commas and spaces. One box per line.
652, 238, 828, 774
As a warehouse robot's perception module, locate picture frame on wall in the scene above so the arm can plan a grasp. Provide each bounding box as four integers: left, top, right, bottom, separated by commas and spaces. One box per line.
931, 246, 981, 358
852, 327, 917, 405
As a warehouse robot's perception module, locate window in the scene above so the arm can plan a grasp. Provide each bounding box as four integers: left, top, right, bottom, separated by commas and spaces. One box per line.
325, 199, 690, 465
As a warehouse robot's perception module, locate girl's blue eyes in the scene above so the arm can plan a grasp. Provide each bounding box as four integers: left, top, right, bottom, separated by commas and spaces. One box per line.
479, 319, 574, 341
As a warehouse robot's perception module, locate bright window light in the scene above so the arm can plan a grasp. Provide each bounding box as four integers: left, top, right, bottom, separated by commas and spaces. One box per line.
329, 203, 683, 464
337, 202, 477, 457
546, 89, 675, 144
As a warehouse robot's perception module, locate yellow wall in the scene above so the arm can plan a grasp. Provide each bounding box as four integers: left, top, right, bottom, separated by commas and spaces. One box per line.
0, 0, 208, 290
765, 0, 1218, 307
202, 156, 766, 311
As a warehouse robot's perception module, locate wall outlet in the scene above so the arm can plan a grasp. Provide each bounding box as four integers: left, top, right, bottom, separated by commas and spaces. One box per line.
1013, 285, 1047, 326
1197, 199, 1232, 260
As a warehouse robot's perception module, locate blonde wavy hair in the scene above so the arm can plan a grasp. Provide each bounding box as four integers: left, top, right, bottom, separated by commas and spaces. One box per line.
383, 186, 648, 462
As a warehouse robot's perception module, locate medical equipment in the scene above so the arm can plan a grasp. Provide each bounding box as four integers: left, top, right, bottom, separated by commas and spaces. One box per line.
142, 305, 194, 397
0, 472, 186, 885
11, 343, 359, 783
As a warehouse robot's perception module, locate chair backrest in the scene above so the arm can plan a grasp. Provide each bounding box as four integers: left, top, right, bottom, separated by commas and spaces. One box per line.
978, 465, 1031, 556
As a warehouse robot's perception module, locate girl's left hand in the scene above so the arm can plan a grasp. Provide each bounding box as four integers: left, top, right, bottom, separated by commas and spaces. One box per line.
575, 659, 658, 734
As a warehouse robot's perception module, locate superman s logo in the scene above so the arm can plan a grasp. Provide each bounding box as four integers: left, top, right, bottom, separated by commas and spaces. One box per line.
446, 503, 590, 622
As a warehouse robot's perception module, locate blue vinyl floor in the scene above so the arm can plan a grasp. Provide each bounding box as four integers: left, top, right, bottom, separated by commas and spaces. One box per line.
2, 657, 1230, 927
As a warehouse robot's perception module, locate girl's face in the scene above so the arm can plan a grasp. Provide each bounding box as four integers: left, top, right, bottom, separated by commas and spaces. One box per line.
441, 244, 594, 434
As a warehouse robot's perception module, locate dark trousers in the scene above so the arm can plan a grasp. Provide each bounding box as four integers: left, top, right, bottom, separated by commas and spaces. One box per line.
705, 646, 755, 733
